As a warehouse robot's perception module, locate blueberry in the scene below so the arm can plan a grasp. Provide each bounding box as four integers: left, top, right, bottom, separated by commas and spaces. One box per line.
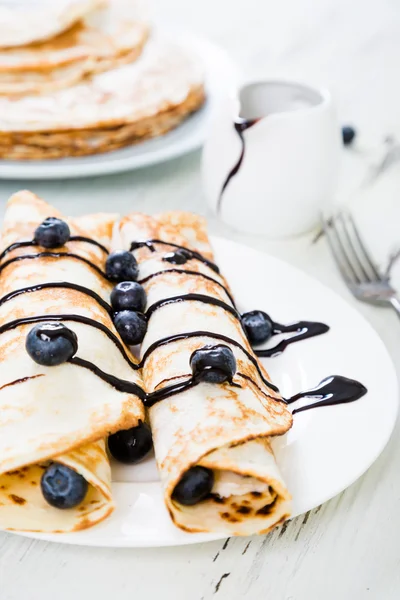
172, 466, 214, 506
41, 463, 88, 509
163, 249, 191, 265
110, 281, 146, 312
242, 310, 274, 345
113, 310, 147, 345
108, 421, 152, 464
106, 251, 139, 282
26, 323, 78, 366
342, 126, 356, 146
190, 344, 236, 384
34, 217, 70, 248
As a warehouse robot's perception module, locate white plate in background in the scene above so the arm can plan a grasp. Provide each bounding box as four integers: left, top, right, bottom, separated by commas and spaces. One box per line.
16, 237, 398, 547
0, 30, 238, 180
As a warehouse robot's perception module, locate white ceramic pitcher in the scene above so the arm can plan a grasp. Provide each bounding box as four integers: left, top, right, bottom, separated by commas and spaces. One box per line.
202, 80, 340, 237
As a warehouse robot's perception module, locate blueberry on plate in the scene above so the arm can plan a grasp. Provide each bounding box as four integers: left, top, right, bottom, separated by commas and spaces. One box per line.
34, 217, 70, 248
106, 250, 139, 282
41, 463, 88, 509
26, 323, 78, 366
110, 281, 146, 312
163, 249, 191, 265
108, 421, 152, 464
241, 310, 274, 345
172, 466, 214, 506
113, 310, 147, 345
342, 125, 356, 146
190, 344, 236, 384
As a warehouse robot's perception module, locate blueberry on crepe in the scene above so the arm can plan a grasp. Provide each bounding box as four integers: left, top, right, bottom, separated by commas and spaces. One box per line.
113, 310, 147, 345
41, 463, 88, 509
241, 310, 273, 345
172, 467, 214, 506
163, 249, 191, 265
110, 281, 146, 312
34, 217, 70, 248
108, 421, 152, 464
26, 323, 77, 366
190, 345, 236, 384
106, 250, 139, 282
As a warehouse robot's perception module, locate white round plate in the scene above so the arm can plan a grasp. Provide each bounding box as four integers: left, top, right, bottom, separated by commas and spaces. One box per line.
0, 30, 238, 180
19, 237, 398, 547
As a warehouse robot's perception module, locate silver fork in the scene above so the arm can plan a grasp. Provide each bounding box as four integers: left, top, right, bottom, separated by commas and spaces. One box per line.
322, 211, 400, 318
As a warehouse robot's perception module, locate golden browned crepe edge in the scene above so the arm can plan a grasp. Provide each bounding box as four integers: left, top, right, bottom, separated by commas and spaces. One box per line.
0, 85, 205, 159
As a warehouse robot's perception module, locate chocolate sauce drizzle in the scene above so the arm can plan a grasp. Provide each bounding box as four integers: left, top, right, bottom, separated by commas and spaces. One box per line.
146, 294, 240, 321
217, 118, 259, 212
286, 375, 367, 415
0, 236, 109, 261
144, 290, 328, 358
130, 240, 220, 274
0, 314, 139, 371
0, 252, 109, 280
140, 330, 280, 393
0, 230, 367, 416
139, 269, 236, 306
0, 374, 44, 392
255, 319, 330, 358
70, 356, 145, 400
0, 282, 112, 315
145, 377, 199, 408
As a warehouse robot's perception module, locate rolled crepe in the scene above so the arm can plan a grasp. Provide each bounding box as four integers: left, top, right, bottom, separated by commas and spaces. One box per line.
0, 191, 144, 532
115, 212, 293, 535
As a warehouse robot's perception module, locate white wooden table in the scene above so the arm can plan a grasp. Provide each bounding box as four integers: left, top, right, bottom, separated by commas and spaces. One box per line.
1, 0, 400, 598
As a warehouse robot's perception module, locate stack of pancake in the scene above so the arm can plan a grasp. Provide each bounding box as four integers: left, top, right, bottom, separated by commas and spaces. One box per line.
0, 0, 206, 159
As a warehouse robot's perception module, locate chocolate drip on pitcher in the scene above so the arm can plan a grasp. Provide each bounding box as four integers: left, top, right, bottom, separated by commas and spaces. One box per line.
217, 118, 259, 212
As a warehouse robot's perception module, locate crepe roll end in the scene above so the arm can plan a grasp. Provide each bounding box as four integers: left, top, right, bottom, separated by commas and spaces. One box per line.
168, 438, 291, 535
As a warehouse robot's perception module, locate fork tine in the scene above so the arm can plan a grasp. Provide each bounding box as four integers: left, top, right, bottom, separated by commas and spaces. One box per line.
322, 216, 358, 286
337, 213, 371, 282
328, 215, 362, 284
346, 212, 381, 280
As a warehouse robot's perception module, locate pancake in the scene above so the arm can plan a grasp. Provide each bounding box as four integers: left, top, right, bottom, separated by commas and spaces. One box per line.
0, 85, 204, 159
0, 191, 145, 532
114, 212, 292, 536
0, 0, 104, 48
0, 0, 149, 96
0, 39, 205, 159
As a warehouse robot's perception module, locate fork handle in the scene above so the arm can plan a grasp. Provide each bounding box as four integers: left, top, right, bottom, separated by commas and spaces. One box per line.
390, 297, 400, 319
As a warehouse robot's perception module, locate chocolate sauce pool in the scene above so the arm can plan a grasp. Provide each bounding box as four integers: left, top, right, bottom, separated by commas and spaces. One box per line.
286, 375, 368, 415
255, 319, 330, 358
